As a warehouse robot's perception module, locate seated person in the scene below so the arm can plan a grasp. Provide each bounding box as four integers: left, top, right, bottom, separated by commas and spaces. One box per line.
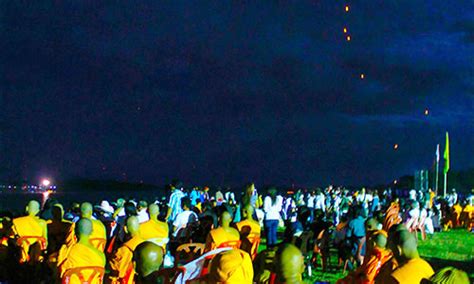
140, 204, 169, 248
12, 200, 48, 263
235, 204, 261, 237
273, 244, 305, 284
133, 241, 164, 284
48, 204, 72, 256
109, 216, 145, 284
57, 218, 105, 283
190, 248, 253, 284
65, 202, 106, 251
173, 197, 198, 238
338, 230, 392, 284
379, 226, 434, 283
205, 211, 240, 252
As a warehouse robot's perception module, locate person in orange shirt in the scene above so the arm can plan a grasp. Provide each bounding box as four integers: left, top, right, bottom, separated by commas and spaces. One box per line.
205, 211, 240, 252
65, 202, 106, 251
12, 200, 48, 263
235, 205, 261, 237
338, 230, 392, 284
57, 218, 105, 284
382, 227, 434, 283
109, 216, 145, 284
139, 204, 169, 249
382, 199, 402, 232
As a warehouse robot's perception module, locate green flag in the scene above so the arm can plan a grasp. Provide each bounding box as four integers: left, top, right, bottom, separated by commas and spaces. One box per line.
443, 132, 450, 174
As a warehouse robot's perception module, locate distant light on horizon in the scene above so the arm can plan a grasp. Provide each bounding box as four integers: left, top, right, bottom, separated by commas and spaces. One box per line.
343, 27, 348, 33
360, 73, 365, 79
345, 5, 350, 12
346, 35, 351, 41
393, 144, 399, 150
424, 109, 429, 115
41, 179, 51, 187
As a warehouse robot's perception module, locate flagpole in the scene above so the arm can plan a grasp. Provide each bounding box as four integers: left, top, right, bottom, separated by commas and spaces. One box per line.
435, 144, 439, 196
443, 172, 447, 197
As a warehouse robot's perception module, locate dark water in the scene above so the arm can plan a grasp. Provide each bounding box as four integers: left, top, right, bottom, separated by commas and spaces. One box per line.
0, 189, 167, 213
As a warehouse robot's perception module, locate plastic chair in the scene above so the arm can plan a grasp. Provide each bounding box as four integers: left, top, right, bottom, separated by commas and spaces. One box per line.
246, 234, 261, 260
89, 238, 107, 251
16, 236, 47, 263
154, 266, 186, 284
62, 266, 105, 284
217, 240, 241, 250
175, 243, 206, 266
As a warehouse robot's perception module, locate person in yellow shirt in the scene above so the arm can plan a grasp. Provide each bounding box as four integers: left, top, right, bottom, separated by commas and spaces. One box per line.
453, 203, 463, 227
235, 205, 261, 237
384, 228, 434, 283
12, 200, 48, 263
109, 216, 145, 284
65, 202, 107, 251
205, 211, 240, 252
274, 244, 305, 284
133, 241, 165, 284
57, 218, 106, 284
140, 204, 169, 249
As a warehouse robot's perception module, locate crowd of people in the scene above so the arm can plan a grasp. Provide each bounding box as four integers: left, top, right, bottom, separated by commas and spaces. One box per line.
0, 180, 472, 284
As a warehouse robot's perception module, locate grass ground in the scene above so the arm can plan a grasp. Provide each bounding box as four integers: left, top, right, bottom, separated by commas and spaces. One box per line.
260, 229, 474, 283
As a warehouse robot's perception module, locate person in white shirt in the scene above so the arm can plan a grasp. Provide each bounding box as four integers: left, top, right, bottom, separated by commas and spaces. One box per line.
173, 197, 198, 237
263, 187, 283, 247
137, 200, 150, 224
314, 189, 326, 213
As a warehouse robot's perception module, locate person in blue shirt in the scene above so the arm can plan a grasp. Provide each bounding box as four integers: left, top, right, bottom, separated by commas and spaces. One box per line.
346, 207, 367, 265
166, 182, 186, 223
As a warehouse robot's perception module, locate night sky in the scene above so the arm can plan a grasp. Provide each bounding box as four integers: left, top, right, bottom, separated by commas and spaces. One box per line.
2, 1, 473, 187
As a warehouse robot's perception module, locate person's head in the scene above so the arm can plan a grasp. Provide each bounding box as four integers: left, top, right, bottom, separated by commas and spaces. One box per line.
274, 244, 305, 283
427, 267, 469, 284
242, 204, 255, 220
389, 227, 419, 263
133, 242, 164, 280
147, 204, 159, 220
138, 200, 148, 210
208, 249, 253, 283
116, 198, 126, 208
181, 197, 191, 211
126, 216, 140, 237
219, 211, 233, 228
125, 201, 138, 217
75, 218, 93, 241
26, 200, 41, 216
52, 204, 64, 221
80, 202, 93, 218
372, 230, 388, 249
366, 217, 380, 231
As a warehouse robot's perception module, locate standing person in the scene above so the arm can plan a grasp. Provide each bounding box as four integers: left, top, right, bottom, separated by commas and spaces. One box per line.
263, 187, 282, 248
166, 181, 185, 223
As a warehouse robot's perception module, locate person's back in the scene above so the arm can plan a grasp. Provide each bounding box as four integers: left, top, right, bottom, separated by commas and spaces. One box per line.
12, 200, 48, 263
110, 216, 145, 284
48, 204, 72, 254
65, 203, 107, 250
206, 212, 240, 251
58, 218, 105, 284
140, 204, 169, 248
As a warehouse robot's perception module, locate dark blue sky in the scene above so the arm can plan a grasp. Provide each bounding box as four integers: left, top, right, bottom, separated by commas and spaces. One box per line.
2, 1, 473, 186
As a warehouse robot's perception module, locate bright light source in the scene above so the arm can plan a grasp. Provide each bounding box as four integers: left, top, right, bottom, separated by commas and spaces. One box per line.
360, 73, 365, 79
393, 144, 399, 150
424, 109, 429, 115
345, 5, 349, 12
343, 27, 348, 33
394, 180, 398, 184
42, 179, 51, 187
346, 35, 351, 41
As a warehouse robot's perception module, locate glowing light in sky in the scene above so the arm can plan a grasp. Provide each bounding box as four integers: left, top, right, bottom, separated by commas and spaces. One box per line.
345, 5, 349, 12
343, 27, 348, 33
393, 144, 399, 150
360, 73, 365, 79
424, 109, 429, 115
346, 35, 351, 41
